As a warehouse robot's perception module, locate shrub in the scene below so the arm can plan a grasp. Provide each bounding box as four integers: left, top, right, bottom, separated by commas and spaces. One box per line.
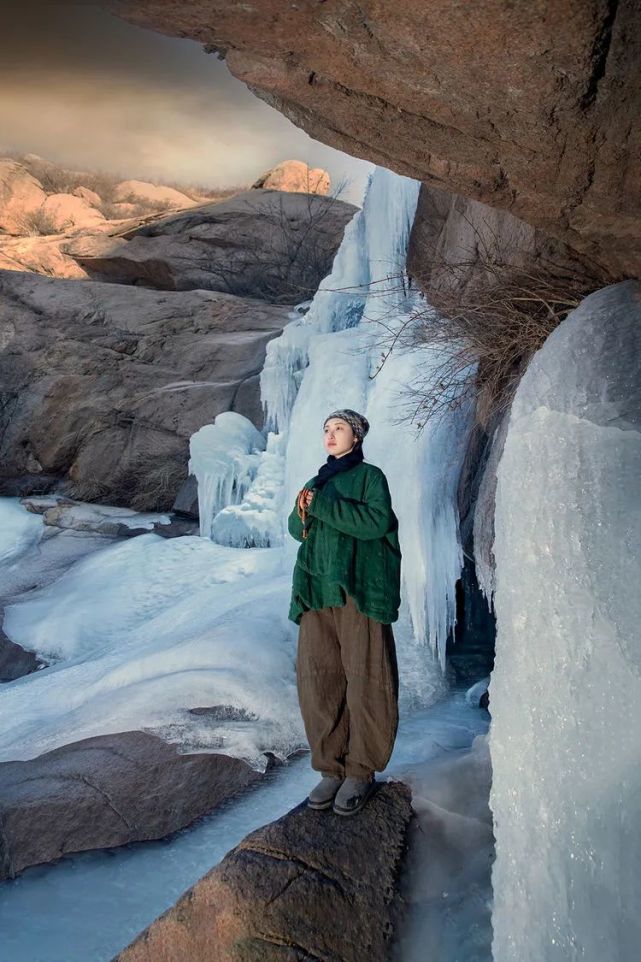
365, 224, 609, 432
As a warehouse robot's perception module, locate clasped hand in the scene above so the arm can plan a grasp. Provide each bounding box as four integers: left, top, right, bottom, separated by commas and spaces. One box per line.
297, 487, 315, 511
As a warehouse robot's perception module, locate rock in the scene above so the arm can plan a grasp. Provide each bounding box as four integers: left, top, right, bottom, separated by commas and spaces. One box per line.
0, 626, 46, 682
172, 473, 199, 519
113, 179, 197, 209
0, 159, 46, 234
102, 0, 641, 278
114, 780, 414, 962
19, 494, 76, 515
0, 729, 262, 881
407, 182, 608, 299
72, 185, 102, 207
0, 233, 90, 278
40, 501, 173, 537
252, 159, 330, 195
150, 514, 199, 538
0, 270, 290, 508
66, 188, 357, 303
41, 192, 106, 231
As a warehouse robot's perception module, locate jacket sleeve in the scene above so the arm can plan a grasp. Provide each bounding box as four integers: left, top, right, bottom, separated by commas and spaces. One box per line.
305, 470, 394, 540
287, 498, 305, 542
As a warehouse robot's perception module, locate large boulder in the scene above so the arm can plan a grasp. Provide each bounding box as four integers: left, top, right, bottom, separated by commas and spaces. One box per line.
0, 159, 47, 234
114, 780, 414, 962
252, 159, 330, 195
103, 0, 641, 279
66, 188, 357, 303
41, 192, 106, 231
0, 233, 90, 278
72, 185, 103, 207
0, 270, 289, 508
0, 730, 262, 881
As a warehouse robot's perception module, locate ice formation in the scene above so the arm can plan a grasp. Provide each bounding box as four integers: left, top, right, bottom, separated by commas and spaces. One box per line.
0, 164, 475, 768
0, 497, 43, 563
263, 166, 476, 668
488, 280, 641, 961
188, 411, 266, 538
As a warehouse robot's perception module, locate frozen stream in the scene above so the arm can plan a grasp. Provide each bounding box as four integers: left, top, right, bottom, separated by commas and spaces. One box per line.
0, 690, 489, 962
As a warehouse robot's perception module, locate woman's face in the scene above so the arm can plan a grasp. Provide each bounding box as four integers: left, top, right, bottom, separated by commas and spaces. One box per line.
323, 418, 357, 458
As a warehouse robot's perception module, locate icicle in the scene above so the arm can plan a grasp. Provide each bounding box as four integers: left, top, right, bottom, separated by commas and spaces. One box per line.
188, 412, 265, 539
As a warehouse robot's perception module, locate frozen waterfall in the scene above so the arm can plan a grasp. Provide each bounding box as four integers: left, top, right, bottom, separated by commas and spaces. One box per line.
196, 166, 475, 669
488, 280, 641, 962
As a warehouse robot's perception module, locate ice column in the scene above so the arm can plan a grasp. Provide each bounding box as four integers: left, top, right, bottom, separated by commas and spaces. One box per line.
188, 412, 266, 539
488, 280, 641, 961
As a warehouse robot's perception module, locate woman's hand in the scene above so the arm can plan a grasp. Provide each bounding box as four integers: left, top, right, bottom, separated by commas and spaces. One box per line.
298, 487, 315, 511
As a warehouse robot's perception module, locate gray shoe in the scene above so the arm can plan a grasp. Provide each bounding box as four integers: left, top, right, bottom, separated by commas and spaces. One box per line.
332, 775, 377, 816
307, 773, 344, 810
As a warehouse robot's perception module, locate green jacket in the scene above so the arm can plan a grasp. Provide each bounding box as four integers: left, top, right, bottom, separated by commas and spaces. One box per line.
287, 461, 402, 625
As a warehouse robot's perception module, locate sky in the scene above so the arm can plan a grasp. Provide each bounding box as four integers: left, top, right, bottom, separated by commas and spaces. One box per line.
0, 2, 372, 204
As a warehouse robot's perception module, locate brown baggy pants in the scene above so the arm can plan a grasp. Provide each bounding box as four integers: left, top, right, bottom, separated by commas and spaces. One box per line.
295, 592, 400, 780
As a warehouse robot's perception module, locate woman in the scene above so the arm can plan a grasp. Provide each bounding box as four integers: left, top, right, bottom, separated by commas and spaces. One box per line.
287, 408, 402, 816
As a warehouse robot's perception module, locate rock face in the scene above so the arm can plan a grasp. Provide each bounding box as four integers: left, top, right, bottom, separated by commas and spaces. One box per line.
114, 780, 414, 962
0, 233, 89, 278
103, 0, 641, 279
0, 730, 262, 881
0, 270, 290, 507
252, 159, 330, 195
67, 189, 356, 303
407, 183, 610, 298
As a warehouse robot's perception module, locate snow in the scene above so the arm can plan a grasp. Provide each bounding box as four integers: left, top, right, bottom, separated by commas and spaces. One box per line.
488, 280, 641, 962
0, 497, 43, 563
0, 532, 299, 768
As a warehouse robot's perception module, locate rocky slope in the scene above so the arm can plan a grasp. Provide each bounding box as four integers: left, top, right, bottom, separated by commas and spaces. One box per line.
0, 155, 349, 291
66, 188, 355, 303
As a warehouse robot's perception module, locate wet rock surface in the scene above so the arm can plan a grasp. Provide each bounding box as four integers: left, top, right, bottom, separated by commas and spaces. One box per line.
0, 730, 262, 882
114, 779, 414, 962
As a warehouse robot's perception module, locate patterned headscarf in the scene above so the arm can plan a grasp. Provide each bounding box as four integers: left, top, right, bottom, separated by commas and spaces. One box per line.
296, 409, 370, 537
323, 409, 370, 444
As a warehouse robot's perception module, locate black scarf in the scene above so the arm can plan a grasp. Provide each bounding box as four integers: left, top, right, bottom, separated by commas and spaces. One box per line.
308, 442, 364, 489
